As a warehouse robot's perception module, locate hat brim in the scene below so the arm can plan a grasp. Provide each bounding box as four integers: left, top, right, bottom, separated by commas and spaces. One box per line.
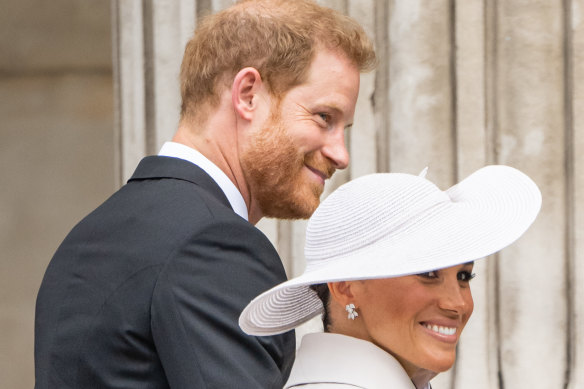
239, 165, 541, 335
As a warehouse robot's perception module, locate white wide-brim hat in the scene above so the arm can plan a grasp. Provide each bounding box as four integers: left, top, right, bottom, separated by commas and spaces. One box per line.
240, 165, 541, 336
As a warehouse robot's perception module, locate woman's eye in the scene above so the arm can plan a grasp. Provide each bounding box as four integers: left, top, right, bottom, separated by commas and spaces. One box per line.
458, 271, 476, 282
418, 270, 438, 279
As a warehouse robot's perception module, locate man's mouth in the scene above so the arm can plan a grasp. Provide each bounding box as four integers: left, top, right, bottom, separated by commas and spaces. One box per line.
306, 165, 329, 182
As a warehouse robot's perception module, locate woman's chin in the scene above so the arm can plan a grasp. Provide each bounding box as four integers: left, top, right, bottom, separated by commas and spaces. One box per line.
427, 356, 456, 373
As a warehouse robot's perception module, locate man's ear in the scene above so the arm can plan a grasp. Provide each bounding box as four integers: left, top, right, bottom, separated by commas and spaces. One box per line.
232, 67, 264, 121
328, 281, 356, 307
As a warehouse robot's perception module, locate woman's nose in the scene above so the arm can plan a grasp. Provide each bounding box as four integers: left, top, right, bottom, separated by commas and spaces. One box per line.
437, 279, 473, 315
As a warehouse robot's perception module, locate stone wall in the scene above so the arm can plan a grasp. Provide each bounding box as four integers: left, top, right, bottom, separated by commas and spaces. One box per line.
112, 1, 584, 388
6, 0, 581, 388
0, 1, 114, 388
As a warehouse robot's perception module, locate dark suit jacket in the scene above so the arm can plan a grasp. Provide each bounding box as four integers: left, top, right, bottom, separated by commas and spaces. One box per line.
35, 156, 295, 388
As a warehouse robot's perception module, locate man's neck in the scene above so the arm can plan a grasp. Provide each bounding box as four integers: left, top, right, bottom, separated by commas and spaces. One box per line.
172, 120, 263, 224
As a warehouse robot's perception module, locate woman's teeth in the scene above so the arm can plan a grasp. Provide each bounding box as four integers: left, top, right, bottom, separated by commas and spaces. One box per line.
424, 324, 456, 336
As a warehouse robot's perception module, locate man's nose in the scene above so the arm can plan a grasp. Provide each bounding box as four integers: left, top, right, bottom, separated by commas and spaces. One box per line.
321, 128, 349, 169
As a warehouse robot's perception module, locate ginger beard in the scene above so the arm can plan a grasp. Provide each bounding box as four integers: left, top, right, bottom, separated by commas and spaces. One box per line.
241, 110, 335, 219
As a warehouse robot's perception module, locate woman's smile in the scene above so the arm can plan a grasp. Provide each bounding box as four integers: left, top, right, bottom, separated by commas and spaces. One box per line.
347, 262, 475, 376
419, 321, 459, 343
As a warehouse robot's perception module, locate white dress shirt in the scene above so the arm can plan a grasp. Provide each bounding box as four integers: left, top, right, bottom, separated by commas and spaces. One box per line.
158, 142, 248, 221
286, 332, 432, 389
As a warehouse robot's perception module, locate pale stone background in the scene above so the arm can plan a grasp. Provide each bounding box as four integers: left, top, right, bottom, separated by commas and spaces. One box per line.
2, 0, 582, 388
0, 1, 114, 388
112, 1, 584, 389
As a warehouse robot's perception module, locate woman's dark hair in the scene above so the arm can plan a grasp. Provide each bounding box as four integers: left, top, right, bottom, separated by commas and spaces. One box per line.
309, 283, 331, 331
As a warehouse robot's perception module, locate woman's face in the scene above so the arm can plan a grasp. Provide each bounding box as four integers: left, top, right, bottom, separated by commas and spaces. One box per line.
351, 263, 475, 377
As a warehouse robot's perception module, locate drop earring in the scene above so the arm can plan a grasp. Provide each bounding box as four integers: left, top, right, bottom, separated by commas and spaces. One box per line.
345, 303, 358, 320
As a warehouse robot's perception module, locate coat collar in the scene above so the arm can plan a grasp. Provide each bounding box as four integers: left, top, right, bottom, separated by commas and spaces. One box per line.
285, 332, 417, 389
128, 156, 232, 211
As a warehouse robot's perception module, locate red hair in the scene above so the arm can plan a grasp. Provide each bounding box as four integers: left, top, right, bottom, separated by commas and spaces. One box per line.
179, 0, 376, 122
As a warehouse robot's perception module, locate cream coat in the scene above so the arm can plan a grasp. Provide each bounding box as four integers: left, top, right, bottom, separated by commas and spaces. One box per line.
285, 332, 431, 389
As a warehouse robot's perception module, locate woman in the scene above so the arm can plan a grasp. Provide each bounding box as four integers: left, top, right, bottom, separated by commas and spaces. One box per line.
240, 165, 541, 389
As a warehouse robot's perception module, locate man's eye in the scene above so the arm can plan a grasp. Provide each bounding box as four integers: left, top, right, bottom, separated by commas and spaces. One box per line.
317, 113, 330, 123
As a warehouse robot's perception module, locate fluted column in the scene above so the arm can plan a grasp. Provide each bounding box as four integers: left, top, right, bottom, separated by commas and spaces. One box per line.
112, 1, 583, 387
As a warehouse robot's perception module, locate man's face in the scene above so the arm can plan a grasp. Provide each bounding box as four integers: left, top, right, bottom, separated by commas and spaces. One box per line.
241, 48, 361, 219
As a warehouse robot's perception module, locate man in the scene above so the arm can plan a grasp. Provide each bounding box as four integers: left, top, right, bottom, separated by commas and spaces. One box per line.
34, 0, 376, 387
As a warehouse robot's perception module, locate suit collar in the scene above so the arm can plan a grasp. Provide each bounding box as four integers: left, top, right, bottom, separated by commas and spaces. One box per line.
128, 156, 232, 211
157, 142, 248, 220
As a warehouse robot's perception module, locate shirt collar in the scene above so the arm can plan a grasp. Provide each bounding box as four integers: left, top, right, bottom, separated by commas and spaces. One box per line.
286, 333, 422, 389
158, 142, 249, 221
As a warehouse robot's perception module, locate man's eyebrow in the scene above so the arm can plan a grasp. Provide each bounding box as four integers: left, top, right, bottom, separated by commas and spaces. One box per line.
344, 123, 353, 130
